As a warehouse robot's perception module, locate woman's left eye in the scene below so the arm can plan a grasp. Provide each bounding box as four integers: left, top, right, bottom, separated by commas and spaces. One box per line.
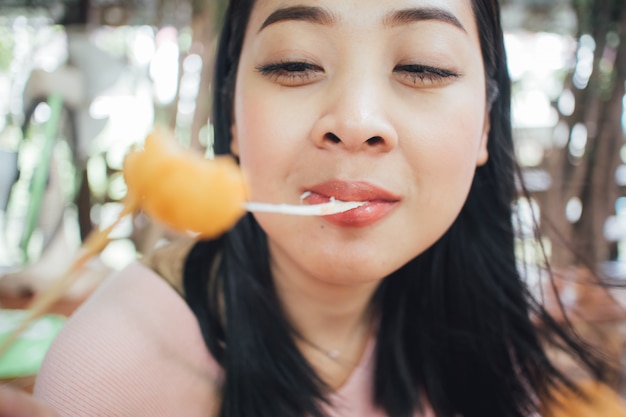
393, 64, 460, 86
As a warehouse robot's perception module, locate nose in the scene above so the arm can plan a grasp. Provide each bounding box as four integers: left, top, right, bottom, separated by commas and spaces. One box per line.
311, 75, 398, 153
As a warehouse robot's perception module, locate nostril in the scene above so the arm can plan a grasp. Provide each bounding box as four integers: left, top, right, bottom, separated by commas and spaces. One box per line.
366, 136, 383, 146
325, 132, 342, 143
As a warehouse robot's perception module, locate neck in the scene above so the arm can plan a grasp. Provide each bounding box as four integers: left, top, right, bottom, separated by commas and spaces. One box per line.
269, 246, 379, 358
267, 243, 382, 389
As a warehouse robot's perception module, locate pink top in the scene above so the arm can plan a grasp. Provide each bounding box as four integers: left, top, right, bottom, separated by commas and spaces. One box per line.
34, 262, 432, 417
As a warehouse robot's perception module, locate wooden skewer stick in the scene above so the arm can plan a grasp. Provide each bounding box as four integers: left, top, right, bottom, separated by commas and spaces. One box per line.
0, 196, 138, 358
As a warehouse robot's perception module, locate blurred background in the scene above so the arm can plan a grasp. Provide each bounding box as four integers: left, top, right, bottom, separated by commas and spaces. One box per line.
1, 0, 626, 396
0, 0, 222, 283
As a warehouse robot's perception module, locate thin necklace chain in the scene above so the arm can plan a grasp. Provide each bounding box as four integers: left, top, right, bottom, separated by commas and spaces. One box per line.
296, 318, 369, 369
300, 337, 357, 367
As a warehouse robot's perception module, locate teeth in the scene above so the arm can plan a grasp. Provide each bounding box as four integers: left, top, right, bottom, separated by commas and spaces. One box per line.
299, 191, 339, 204
299, 191, 312, 203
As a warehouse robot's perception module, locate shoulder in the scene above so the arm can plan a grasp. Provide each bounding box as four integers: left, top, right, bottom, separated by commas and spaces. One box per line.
140, 238, 197, 295
34, 261, 222, 417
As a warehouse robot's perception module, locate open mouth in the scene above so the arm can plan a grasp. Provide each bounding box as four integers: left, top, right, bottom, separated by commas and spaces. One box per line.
303, 180, 401, 203
300, 180, 401, 227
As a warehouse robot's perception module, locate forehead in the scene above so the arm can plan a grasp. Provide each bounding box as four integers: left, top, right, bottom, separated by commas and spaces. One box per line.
246, 0, 478, 37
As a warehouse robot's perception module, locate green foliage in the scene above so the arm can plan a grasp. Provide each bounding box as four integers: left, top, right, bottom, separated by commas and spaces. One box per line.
0, 27, 14, 73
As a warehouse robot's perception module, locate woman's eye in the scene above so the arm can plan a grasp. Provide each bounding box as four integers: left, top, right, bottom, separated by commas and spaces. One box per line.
394, 64, 460, 86
256, 61, 324, 86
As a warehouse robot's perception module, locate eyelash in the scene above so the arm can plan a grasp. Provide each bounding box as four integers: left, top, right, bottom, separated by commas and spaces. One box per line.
394, 64, 460, 85
255, 61, 459, 86
255, 61, 323, 85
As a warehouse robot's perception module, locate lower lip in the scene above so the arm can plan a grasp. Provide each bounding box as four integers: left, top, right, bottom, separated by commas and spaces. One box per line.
305, 193, 399, 227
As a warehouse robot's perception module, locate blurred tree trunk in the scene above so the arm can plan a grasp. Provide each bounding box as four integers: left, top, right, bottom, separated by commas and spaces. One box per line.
538, 0, 626, 271
157, 0, 225, 151
134, 0, 226, 254
188, 0, 225, 152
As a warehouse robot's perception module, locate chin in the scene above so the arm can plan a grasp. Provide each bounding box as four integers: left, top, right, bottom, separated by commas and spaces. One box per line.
313, 256, 409, 285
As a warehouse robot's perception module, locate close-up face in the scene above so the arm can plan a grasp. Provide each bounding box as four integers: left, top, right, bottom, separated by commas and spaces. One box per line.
231, 0, 490, 285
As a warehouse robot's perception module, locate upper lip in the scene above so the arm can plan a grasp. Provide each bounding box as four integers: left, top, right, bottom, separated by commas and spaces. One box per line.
304, 180, 401, 202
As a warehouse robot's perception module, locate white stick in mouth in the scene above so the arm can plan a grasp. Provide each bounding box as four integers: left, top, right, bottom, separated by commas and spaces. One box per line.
243, 198, 366, 216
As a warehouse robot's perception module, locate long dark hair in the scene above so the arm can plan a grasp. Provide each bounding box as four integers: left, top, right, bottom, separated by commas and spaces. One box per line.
184, 1, 611, 416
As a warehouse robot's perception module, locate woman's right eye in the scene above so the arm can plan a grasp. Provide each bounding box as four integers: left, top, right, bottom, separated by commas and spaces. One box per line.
255, 61, 324, 86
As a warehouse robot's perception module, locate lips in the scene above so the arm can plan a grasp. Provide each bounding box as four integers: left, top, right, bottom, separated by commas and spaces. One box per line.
302, 180, 401, 227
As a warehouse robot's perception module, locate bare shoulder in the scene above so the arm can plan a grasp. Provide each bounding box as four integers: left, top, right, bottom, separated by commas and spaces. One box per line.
34, 262, 222, 417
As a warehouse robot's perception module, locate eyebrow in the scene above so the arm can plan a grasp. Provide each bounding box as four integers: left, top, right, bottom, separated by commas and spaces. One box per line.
259, 6, 466, 33
259, 6, 335, 31
383, 7, 466, 32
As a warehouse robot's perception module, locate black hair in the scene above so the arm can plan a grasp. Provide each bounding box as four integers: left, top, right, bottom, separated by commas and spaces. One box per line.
185, 1, 611, 416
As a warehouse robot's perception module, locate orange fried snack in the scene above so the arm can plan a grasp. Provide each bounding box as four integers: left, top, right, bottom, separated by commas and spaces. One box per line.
542, 380, 626, 417
0, 128, 247, 357
124, 129, 247, 237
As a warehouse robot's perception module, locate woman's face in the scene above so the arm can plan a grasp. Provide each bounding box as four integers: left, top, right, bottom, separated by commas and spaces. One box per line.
232, 0, 490, 285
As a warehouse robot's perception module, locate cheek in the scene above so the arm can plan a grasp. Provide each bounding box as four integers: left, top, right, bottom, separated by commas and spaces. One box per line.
235, 96, 273, 162
402, 107, 486, 217
233, 90, 309, 201
407, 106, 486, 173
235, 83, 279, 149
